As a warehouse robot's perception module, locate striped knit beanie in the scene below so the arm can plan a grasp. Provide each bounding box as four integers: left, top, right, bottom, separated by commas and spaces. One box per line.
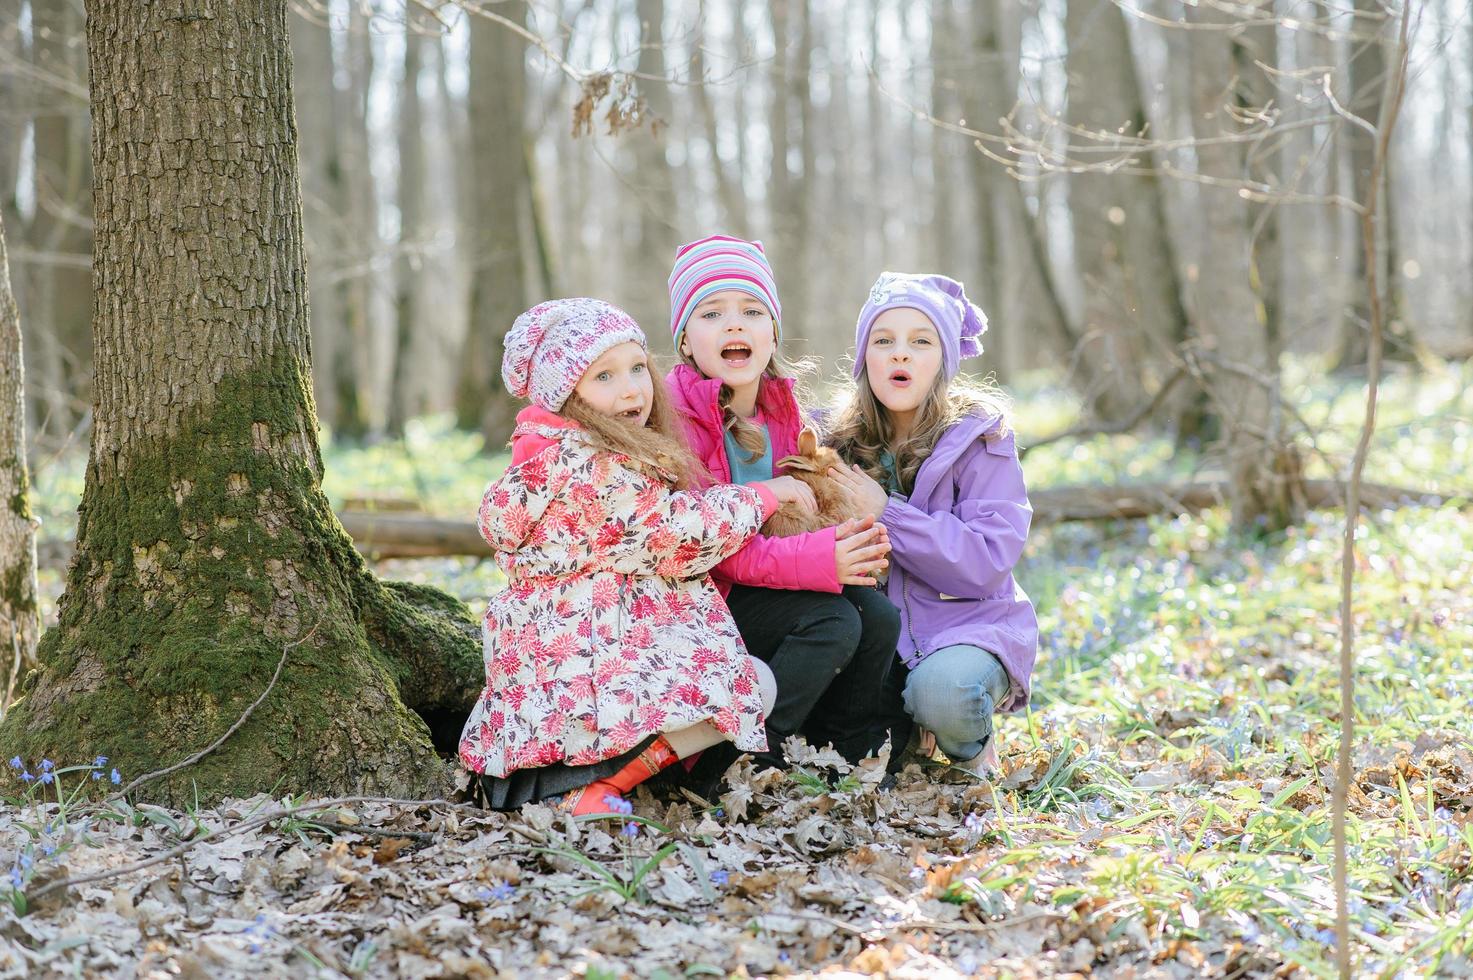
501, 298, 646, 412
668, 235, 783, 345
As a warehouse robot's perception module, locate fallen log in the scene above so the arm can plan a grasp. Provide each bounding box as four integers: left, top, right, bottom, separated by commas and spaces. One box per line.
35, 480, 1457, 566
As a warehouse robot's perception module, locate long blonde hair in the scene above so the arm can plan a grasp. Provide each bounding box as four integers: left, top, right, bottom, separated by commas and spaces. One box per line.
828, 370, 1011, 495
559, 367, 704, 489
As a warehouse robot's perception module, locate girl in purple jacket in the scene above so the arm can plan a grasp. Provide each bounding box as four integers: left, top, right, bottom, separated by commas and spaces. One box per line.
827, 272, 1039, 776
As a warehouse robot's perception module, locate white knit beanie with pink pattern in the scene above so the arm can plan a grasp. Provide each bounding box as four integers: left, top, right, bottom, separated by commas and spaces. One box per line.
500, 298, 647, 412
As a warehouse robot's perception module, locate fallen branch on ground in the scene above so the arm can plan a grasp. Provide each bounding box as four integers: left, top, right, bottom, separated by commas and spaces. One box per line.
32, 481, 1458, 567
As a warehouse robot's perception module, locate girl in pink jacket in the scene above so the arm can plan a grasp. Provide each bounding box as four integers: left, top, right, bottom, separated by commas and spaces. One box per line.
459, 299, 816, 815
665, 236, 901, 781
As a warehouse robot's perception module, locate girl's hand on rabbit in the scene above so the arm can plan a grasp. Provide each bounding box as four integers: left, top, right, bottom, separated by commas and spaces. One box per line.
832, 515, 891, 586
828, 463, 891, 522
756, 475, 818, 515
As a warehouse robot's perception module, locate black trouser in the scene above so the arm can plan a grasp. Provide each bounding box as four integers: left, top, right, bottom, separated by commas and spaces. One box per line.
724, 584, 902, 766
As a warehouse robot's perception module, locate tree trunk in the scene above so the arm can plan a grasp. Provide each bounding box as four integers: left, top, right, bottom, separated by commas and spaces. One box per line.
1185, 3, 1302, 532
963, 1, 1075, 379
694, 0, 749, 233
1333, 0, 1412, 369
387, 8, 428, 440
0, 212, 39, 701
455, 10, 531, 448
23, 0, 93, 437
626, 0, 679, 332
0, 1, 480, 806
1064, 0, 1188, 421
290, 6, 347, 433
326, 3, 380, 441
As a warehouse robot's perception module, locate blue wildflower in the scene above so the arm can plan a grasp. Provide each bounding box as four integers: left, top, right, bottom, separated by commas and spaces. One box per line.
93, 756, 107, 767
19, 772, 33, 783
40, 843, 55, 857
110, 769, 121, 785
602, 794, 632, 816
6, 868, 21, 888
622, 821, 640, 838
90, 771, 101, 781
39, 760, 53, 772
710, 869, 729, 886
7, 757, 20, 770
489, 882, 517, 901
39, 771, 53, 785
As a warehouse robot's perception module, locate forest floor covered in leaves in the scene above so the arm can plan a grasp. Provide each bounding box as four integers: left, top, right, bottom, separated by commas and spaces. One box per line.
6, 366, 1472, 978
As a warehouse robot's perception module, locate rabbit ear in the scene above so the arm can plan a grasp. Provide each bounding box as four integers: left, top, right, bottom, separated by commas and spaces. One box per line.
798, 427, 818, 456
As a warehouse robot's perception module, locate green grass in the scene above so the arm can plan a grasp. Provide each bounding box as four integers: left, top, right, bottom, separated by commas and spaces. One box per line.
21, 364, 1473, 973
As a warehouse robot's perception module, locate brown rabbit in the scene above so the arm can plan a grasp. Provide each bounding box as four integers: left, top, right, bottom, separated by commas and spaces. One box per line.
760, 428, 867, 537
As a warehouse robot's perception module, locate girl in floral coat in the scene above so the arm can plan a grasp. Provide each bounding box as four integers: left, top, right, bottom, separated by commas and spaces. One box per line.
458, 298, 817, 815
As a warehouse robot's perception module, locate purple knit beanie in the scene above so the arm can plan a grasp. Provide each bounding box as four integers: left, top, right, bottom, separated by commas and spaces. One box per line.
668, 235, 783, 345
501, 298, 646, 412
853, 272, 988, 380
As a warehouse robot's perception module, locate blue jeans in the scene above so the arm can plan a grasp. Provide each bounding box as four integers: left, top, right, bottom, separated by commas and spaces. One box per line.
901, 645, 1011, 761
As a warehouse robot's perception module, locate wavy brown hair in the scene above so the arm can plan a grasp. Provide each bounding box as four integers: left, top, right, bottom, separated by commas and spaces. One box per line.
559, 366, 704, 489
827, 369, 1011, 496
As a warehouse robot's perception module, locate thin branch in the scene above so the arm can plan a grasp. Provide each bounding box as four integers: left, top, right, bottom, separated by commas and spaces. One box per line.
1023, 365, 1190, 454
108, 624, 318, 801
1334, 3, 1414, 977
26, 794, 473, 902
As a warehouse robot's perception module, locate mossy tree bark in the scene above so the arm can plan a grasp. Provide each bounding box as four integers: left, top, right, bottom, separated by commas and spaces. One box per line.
0, 213, 40, 698
0, 1, 480, 805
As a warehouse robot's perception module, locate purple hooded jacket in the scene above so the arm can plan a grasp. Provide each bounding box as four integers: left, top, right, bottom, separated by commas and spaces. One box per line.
880, 411, 1038, 711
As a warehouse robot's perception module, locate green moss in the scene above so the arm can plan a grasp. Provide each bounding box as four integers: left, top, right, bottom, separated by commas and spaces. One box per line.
0, 355, 470, 805
0, 559, 37, 614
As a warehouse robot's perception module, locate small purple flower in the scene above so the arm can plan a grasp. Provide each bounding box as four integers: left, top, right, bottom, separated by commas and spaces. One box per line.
602, 794, 632, 816
110, 769, 121, 785
93, 756, 107, 767
19, 772, 33, 783
7, 757, 20, 770
621, 821, 640, 838
90, 771, 101, 781
38, 772, 53, 785
489, 881, 517, 900
710, 869, 729, 886
38, 760, 53, 773
1313, 928, 1337, 947
6, 868, 21, 888
39, 843, 55, 857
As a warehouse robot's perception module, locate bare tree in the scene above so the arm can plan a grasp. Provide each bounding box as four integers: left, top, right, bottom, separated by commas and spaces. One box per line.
0, 0, 478, 804
0, 212, 39, 704
19, 0, 92, 437
1064, 0, 1188, 421
455, 4, 534, 447
1334, 0, 1413, 368
959, 1, 1074, 379
1182, 1, 1302, 530
388, 4, 432, 439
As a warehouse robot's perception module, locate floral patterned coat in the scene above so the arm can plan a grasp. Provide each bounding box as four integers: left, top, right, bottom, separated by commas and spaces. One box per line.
457, 407, 778, 779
